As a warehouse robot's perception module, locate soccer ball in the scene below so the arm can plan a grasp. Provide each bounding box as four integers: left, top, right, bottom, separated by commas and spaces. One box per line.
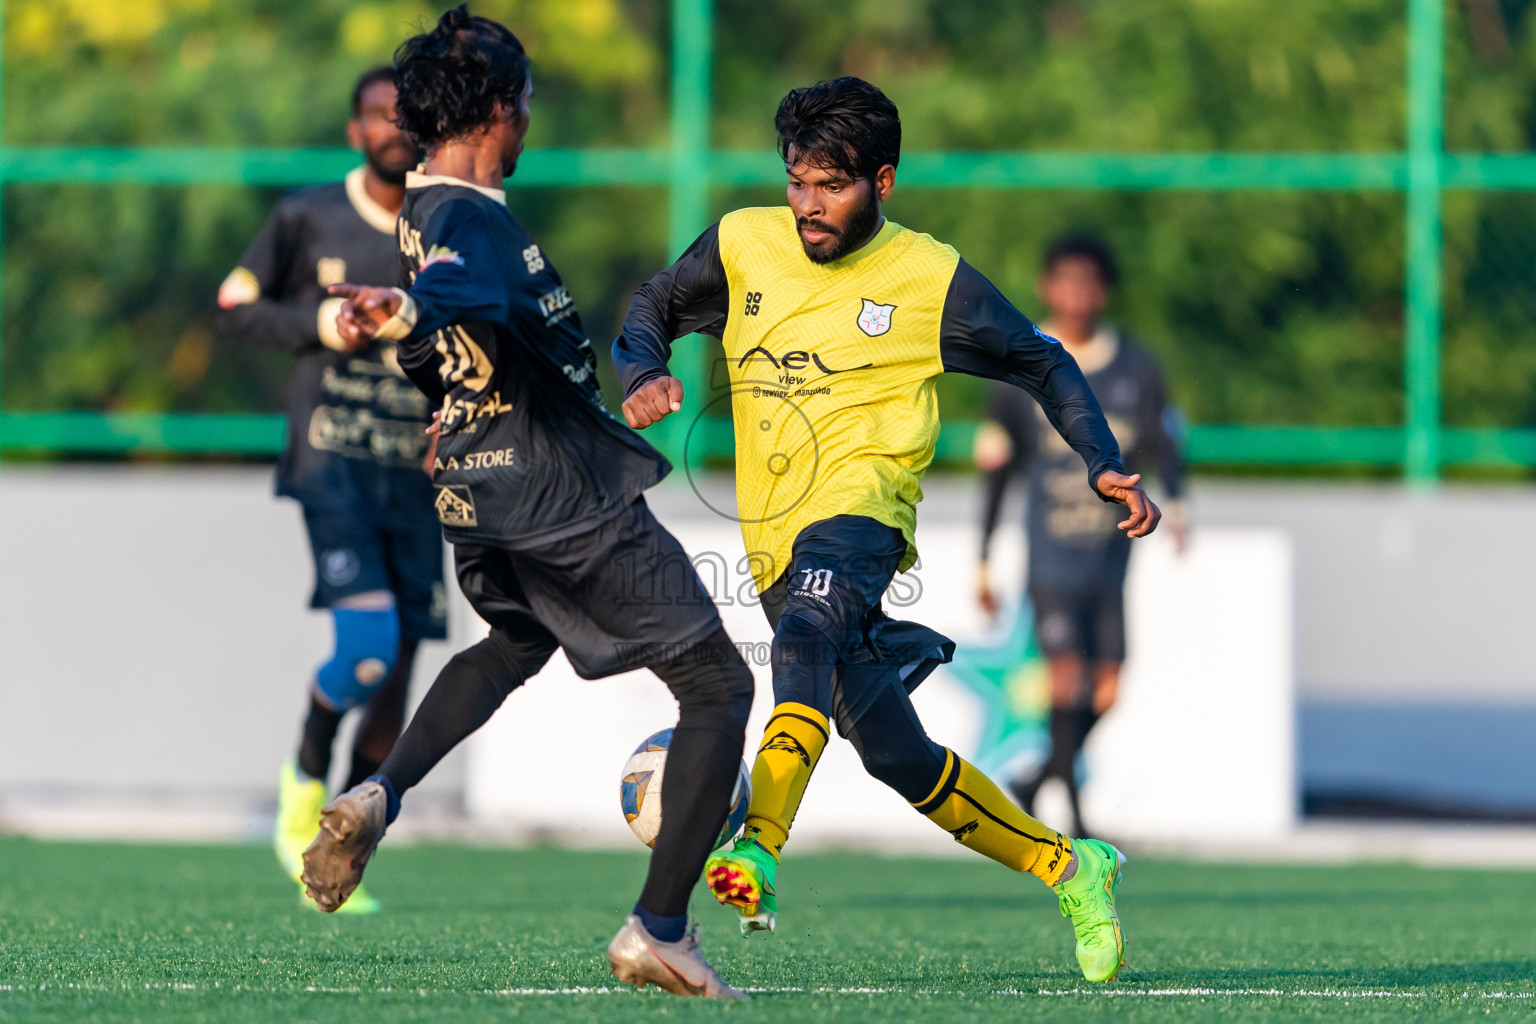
619, 728, 751, 850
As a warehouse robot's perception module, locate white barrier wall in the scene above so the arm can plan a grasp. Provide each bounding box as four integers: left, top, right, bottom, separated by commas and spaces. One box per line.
464, 501, 1295, 847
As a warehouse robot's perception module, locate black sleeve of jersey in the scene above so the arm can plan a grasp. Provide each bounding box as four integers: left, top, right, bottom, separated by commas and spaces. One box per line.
386, 200, 510, 401
978, 383, 1036, 561
611, 222, 729, 399
214, 200, 324, 351
1140, 353, 1186, 500
939, 259, 1124, 498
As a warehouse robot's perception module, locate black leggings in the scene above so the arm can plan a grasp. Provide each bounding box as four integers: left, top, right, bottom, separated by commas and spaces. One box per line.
842, 674, 949, 805
377, 625, 752, 919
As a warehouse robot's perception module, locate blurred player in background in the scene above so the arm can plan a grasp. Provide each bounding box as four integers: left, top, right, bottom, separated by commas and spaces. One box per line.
301, 8, 753, 999
615, 77, 1159, 983
216, 68, 440, 914
975, 233, 1186, 838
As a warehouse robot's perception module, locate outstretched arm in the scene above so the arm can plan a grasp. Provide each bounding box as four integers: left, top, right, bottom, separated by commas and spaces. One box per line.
329, 200, 510, 404
215, 202, 355, 353
612, 223, 729, 429
940, 260, 1159, 538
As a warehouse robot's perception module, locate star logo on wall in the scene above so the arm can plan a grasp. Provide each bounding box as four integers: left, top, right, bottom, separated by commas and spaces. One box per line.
945, 605, 1051, 774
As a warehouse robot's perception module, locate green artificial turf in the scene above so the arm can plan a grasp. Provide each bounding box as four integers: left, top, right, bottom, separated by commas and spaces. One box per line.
0, 835, 1531, 1022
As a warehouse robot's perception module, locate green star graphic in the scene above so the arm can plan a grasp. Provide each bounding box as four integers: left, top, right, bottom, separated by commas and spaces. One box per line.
945, 605, 1050, 774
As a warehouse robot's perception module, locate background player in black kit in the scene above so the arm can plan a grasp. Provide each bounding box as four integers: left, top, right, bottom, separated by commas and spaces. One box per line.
216, 68, 440, 914
976, 233, 1186, 837
298, 7, 753, 999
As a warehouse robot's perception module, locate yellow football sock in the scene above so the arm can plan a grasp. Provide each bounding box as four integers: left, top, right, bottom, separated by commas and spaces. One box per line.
913, 748, 1074, 885
740, 703, 830, 860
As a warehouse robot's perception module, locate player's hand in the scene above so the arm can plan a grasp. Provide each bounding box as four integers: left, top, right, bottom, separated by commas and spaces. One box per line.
421, 411, 442, 475
329, 283, 402, 346
976, 562, 999, 624
1096, 470, 1161, 538
622, 375, 684, 429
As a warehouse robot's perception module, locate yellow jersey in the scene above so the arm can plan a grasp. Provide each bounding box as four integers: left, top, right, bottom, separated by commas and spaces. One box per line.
615, 206, 1124, 591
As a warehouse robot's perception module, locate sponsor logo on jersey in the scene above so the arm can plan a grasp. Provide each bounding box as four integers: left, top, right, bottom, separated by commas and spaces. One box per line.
537, 285, 573, 320
856, 298, 896, 337
761, 731, 812, 766
436, 447, 514, 473
421, 245, 464, 270
521, 244, 546, 274
434, 485, 478, 527
736, 346, 873, 386
216, 267, 260, 309
316, 257, 347, 287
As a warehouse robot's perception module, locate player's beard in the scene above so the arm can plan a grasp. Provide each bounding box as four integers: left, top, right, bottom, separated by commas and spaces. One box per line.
366, 139, 418, 185
798, 189, 881, 264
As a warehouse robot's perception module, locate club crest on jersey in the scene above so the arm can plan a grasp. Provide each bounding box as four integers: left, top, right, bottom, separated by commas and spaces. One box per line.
856, 298, 896, 337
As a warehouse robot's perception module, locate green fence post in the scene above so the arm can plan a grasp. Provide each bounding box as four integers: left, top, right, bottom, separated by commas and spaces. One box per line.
658, 0, 714, 470
1404, 0, 1445, 484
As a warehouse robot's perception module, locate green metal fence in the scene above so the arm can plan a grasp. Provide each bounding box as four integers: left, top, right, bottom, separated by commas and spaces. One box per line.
1, 0, 1533, 478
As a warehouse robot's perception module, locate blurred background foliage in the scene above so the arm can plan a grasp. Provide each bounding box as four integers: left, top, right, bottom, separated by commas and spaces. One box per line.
2, 0, 1535, 437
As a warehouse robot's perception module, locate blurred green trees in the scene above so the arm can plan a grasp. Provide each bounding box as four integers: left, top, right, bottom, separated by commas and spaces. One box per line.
3, 0, 1535, 434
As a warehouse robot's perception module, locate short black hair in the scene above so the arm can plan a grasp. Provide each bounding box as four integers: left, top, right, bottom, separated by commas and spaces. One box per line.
775, 76, 901, 181
393, 4, 530, 148
1044, 232, 1119, 288
351, 66, 397, 117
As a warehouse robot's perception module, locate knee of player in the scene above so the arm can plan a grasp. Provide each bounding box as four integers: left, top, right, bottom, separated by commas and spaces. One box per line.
676, 646, 755, 726
772, 611, 839, 668
315, 606, 402, 712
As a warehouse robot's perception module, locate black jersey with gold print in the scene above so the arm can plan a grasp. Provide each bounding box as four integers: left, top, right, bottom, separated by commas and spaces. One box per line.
375, 173, 667, 547
216, 167, 434, 525
980, 327, 1184, 588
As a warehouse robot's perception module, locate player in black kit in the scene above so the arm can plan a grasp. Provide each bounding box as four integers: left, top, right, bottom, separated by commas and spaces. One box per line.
976, 233, 1186, 837
299, 8, 752, 999
216, 67, 439, 914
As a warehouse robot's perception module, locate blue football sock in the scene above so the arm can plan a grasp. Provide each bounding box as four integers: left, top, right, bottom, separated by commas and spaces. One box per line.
633, 903, 687, 943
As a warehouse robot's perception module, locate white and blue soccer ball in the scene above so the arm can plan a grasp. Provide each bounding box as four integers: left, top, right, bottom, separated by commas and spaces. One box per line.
619, 727, 751, 850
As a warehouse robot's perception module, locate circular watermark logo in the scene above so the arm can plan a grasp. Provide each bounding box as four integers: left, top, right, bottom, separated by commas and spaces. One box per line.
683, 380, 821, 525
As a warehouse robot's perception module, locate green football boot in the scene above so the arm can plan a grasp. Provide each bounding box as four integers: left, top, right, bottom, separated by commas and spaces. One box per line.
704, 836, 778, 936
276, 762, 382, 914
1054, 837, 1126, 982
274, 761, 327, 882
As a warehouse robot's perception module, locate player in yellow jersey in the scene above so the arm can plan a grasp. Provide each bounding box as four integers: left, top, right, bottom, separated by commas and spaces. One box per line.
613, 78, 1159, 983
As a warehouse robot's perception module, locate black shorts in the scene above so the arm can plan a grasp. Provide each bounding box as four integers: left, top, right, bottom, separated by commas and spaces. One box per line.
453, 497, 723, 680
1028, 584, 1126, 663
303, 506, 448, 640
761, 515, 954, 736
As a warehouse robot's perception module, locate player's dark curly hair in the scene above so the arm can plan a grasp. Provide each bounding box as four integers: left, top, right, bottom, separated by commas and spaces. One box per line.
393, 5, 530, 148
1044, 231, 1120, 288
775, 77, 901, 181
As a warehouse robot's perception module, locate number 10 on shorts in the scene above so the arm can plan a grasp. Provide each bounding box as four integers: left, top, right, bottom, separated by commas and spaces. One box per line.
796, 568, 834, 596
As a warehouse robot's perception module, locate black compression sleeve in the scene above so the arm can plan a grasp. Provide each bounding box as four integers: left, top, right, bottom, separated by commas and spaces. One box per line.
939, 260, 1124, 497
978, 383, 1035, 561
612, 222, 729, 399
